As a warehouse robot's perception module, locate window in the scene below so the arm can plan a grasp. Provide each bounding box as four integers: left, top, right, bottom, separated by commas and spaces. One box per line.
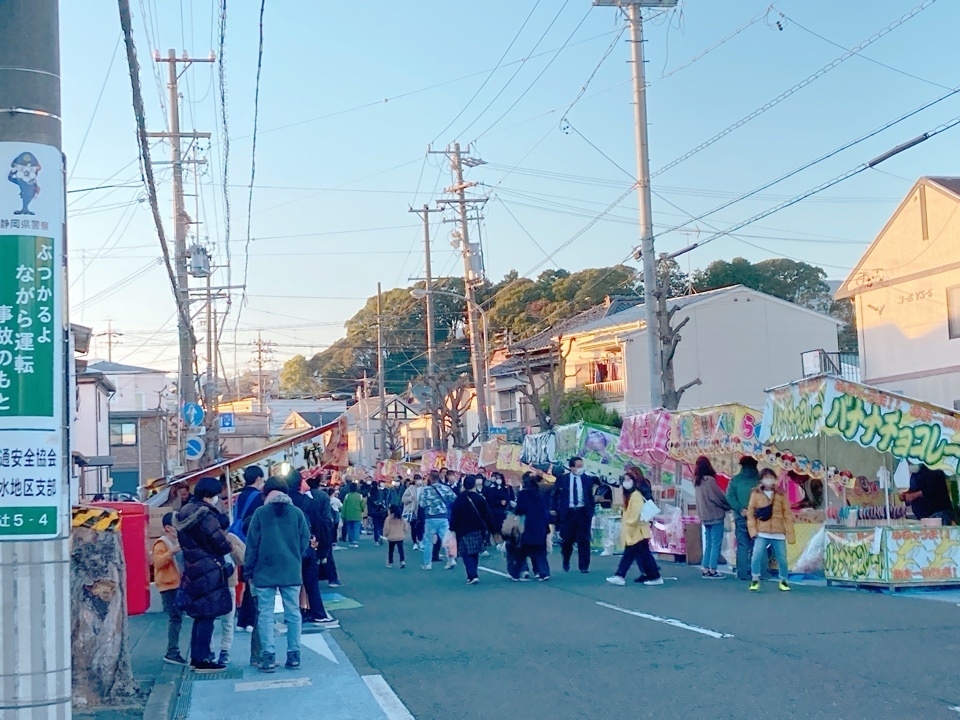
949, 286, 960, 339
110, 421, 137, 447
413, 437, 425, 451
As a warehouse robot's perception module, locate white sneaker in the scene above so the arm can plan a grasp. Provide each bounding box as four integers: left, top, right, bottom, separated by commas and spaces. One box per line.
606, 575, 626, 586
413, 542, 421, 551
421, 563, 432, 570
643, 577, 665, 586
444, 560, 456, 570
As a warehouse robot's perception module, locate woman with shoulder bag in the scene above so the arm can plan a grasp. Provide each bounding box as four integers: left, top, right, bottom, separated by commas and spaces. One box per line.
606, 466, 662, 587
448, 475, 498, 585
512, 472, 551, 581
747, 468, 795, 592
694, 456, 732, 580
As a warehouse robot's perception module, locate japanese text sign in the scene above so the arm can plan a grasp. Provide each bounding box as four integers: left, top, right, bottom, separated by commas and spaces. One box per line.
0, 143, 65, 540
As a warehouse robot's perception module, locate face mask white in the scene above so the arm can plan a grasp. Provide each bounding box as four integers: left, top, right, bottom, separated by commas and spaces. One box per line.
622, 480, 634, 491
572, 467, 584, 476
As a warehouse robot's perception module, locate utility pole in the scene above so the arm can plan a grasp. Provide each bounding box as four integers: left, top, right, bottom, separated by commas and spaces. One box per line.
434, 143, 490, 442
409, 204, 442, 449
96, 319, 123, 362
251, 332, 273, 407
0, 1, 72, 718
377, 283, 387, 461
596, 0, 675, 409
148, 49, 213, 464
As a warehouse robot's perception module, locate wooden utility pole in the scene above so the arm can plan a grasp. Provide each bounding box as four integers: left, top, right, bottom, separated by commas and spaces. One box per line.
0, 1, 72, 717
147, 50, 213, 464
251, 331, 273, 406
96, 319, 123, 361
409, 204, 443, 449
377, 283, 387, 460
434, 143, 489, 441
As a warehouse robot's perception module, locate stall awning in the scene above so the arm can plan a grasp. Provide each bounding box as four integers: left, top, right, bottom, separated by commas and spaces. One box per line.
759, 375, 960, 477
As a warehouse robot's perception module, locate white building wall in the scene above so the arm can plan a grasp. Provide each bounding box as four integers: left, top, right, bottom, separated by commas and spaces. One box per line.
623, 290, 840, 413
106, 372, 168, 412
72, 380, 111, 498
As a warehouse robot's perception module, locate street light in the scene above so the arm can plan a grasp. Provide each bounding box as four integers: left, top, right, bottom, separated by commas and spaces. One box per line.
410, 288, 492, 434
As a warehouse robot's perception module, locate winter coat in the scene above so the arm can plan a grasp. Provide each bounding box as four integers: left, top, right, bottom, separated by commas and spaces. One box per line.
419, 482, 456, 519
401, 486, 420, 518
341, 492, 366, 522
175, 499, 234, 618
244, 492, 311, 588
726, 467, 759, 517
152, 535, 181, 592
695, 476, 731, 525
620, 490, 652, 546
309, 488, 336, 545
383, 516, 409, 542
291, 491, 327, 560
449, 491, 497, 539
482, 484, 513, 528
746, 488, 795, 543
514, 488, 550, 547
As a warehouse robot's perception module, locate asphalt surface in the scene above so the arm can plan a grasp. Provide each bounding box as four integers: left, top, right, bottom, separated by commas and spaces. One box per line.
331, 538, 960, 720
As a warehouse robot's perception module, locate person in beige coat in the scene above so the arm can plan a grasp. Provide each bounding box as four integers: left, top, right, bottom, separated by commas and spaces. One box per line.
214, 513, 246, 664
746, 468, 794, 593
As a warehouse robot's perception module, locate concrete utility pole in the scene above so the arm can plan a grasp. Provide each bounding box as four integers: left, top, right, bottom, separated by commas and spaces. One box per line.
251, 331, 273, 407
435, 143, 489, 442
409, 204, 442, 450
148, 50, 213, 462
0, 1, 72, 718
376, 283, 387, 461
95, 319, 123, 362
596, 0, 676, 409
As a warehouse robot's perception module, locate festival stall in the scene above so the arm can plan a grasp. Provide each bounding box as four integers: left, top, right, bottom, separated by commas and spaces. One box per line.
760, 375, 960, 588
617, 404, 767, 563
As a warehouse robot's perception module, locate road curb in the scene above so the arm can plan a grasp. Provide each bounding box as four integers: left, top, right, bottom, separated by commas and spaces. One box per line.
143, 663, 184, 720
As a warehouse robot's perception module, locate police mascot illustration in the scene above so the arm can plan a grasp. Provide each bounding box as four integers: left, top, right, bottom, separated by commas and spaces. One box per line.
8, 151, 42, 216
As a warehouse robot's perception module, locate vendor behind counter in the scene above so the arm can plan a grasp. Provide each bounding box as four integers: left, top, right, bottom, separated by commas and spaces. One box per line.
901, 465, 956, 525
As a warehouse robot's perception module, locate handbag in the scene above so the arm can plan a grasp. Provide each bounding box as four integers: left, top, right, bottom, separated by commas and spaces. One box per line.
640, 498, 661, 522
754, 504, 774, 522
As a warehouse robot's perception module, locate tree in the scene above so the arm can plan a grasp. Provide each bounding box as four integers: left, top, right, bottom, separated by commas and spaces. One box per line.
556, 389, 622, 428
279, 355, 319, 395
656, 286, 702, 410
692, 257, 830, 311
830, 298, 858, 353
511, 338, 575, 431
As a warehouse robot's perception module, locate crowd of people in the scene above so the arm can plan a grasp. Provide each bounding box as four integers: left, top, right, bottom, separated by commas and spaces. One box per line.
153, 452, 801, 673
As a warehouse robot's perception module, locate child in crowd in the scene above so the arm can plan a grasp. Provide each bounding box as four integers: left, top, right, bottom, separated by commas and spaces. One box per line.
383, 504, 409, 568
153, 513, 186, 665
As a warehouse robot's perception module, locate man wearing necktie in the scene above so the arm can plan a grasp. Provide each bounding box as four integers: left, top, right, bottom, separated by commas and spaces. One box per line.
552, 457, 597, 573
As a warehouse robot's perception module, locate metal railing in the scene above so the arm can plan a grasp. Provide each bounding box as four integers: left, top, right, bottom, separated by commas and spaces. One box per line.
801, 350, 861, 382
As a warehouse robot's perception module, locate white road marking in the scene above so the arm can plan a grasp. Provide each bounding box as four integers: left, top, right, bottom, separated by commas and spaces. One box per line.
478, 566, 513, 579
949, 706, 960, 713
274, 595, 283, 614
234, 677, 313, 693
301, 633, 339, 664
596, 601, 734, 639
362, 675, 415, 720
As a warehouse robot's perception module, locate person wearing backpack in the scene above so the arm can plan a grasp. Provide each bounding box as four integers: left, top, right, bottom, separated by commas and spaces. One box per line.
233, 465, 264, 632
747, 468, 795, 592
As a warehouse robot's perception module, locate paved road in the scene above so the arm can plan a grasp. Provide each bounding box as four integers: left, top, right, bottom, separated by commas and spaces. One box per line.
330, 540, 960, 719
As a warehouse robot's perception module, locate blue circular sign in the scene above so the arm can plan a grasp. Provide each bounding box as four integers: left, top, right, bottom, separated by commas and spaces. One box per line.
181, 402, 205, 427
185, 436, 206, 460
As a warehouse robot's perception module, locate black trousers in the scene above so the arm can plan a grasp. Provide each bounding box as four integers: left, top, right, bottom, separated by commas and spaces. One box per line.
560, 508, 593, 572
388, 541, 405, 563
521, 544, 550, 579
190, 616, 215, 664
461, 552, 479, 580
615, 539, 661, 580
322, 546, 340, 584
237, 578, 257, 628
301, 558, 327, 620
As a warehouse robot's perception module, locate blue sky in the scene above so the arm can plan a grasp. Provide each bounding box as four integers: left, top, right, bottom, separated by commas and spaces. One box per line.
60, 0, 960, 375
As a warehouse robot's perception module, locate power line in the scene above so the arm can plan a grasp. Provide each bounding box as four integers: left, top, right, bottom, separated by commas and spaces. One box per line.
651, 0, 940, 179
431, 0, 543, 145
456, 0, 571, 141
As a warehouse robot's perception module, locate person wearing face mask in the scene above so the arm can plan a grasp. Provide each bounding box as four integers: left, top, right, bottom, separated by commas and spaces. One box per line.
368, 482, 388, 546
174, 476, 235, 672
482, 472, 513, 541
512, 472, 552, 581
747, 468, 795, 592
606, 466, 662, 586
552, 457, 598, 573
449, 475, 499, 584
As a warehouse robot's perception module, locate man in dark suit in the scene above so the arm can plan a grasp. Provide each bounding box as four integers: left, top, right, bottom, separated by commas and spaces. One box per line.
552, 457, 597, 573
